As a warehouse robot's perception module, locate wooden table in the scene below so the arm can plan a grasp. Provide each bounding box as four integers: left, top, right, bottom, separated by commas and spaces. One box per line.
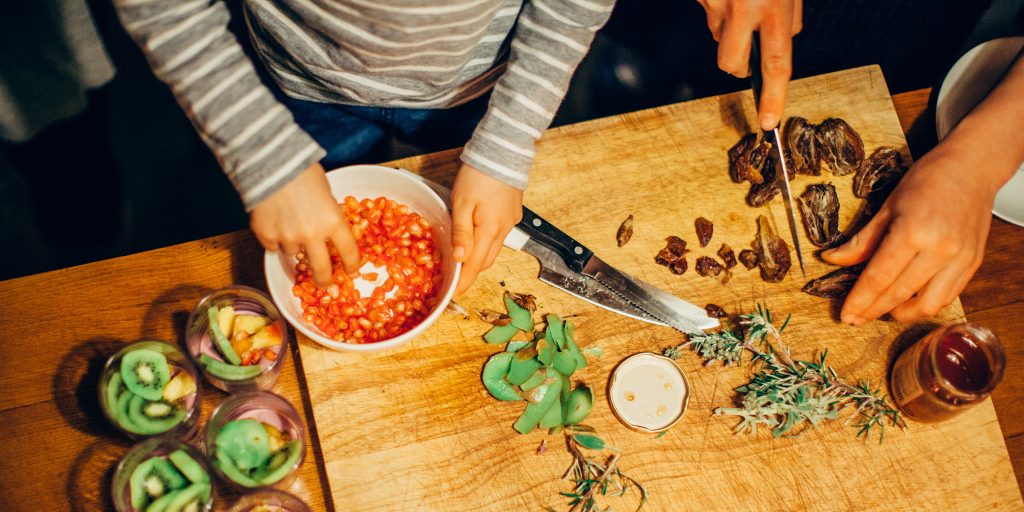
0, 84, 1021, 511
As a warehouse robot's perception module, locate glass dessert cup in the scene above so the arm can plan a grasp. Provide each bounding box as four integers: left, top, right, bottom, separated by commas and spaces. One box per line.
206, 391, 306, 491
99, 340, 202, 440
187, 286, 291, 393
111, 436, 215, 512
227, 489, 311, 512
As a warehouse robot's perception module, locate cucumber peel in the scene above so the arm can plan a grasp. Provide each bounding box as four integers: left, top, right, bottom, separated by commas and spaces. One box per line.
508, 349, 542, 386
513, 372, 562, 434
552, 350, 577, 376
545, 314, 566, 350
536, 337, 555, 367
505, 340, 532, 352
200, 353, 261, 381
564, 321, 588, 370
207, 306, 242, 365
484, 323, 519, 344
503, 293, 534, 331
482, 352, 521, 401
564, 385, 594, 425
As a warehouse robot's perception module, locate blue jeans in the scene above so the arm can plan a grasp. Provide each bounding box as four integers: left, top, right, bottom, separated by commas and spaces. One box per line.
279, 93, 490, 170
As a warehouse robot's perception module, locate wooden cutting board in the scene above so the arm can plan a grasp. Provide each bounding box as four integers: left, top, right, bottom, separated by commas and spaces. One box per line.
296, 66, 1022, 511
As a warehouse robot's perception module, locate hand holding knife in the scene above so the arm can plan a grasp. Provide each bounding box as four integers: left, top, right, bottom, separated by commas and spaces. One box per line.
749, 37, 807, 278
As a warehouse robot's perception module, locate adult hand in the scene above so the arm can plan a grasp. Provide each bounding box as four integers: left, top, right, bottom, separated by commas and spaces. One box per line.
250, 162, 361, 287
697, 0, 802, 130
450, 164, 524, 295
821, 145, 998, 325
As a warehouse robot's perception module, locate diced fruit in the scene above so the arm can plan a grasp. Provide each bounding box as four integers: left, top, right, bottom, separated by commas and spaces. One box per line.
215, 450, 260, 488
208, 306, 242, 365
504, 293, 534, 331
230, 330, 253, 359
200, 353, 261, 381
163, 482, 209, 512
121, 349, 171, 402
255, 440, 302, 485
126, 394, 185, 435
483, 323, 518, 344
217, 306, 236, 339
168, 450, 209, 484
162, 372, 197, 403
264, 423, 289, 453
482, 352, 521, 402
233, 314, 269, 335
250, 323, 283, 350
215, 419, 272, 472
144, 488, 181, 512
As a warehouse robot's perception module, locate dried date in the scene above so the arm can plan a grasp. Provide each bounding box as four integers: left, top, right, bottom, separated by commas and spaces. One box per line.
753, 215, 791, 282
854, 147, 906, 199
738, 249, 759, 269
746, 154, 780, 207
669, 257, 688, 275
803, 265, 864, 299
728, 132, 772, 184
616, 214, 634, 247
815, 118, 864, 176
717, 243, 737, 269
508, 292, 537, 312
705, 303, 728, 319
478, 309, 512, 326
798, 183, 842, 248
784, 116, 820, 176
695, 217, 714, 247
655, 236, 689, 273
695, 256, 724, 277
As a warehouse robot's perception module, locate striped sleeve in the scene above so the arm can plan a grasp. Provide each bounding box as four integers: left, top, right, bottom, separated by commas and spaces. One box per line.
460, 0, 615, 189
113, 0, 325, 210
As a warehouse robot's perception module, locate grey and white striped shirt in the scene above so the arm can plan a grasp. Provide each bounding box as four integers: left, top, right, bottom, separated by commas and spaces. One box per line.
115, 0, 614, 209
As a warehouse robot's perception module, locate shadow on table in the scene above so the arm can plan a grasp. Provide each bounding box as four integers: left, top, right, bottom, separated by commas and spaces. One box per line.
886, 321, 940, 376
52, 337, 140, 439
65, 439, 125, 512
141, 284, 217, 348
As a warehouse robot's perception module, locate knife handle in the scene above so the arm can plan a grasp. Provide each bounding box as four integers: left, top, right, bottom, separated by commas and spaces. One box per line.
517, 206, 594, 273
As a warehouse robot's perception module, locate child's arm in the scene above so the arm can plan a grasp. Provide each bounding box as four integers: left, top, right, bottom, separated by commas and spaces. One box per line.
113, 0, 358, 284
452, 0, 616, 294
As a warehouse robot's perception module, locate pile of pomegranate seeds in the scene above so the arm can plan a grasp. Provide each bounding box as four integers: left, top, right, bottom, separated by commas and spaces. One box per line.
292, 196, 443, 343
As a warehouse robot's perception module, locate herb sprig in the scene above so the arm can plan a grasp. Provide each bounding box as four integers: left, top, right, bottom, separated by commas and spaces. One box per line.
547, 427, 648, 512
664, 305, 906, 442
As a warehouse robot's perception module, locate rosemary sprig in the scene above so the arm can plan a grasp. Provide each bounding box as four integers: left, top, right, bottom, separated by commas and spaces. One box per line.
554, 428, 648, 512
663, 305, 906, 442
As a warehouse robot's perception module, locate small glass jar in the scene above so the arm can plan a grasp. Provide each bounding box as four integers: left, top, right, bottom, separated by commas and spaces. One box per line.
111, 436, 215, 512
227, 489, 312, 512
99, 340, 202, 440
206, 391, 306, 491
186, 286, 291, 393
890, 323, 1005, 422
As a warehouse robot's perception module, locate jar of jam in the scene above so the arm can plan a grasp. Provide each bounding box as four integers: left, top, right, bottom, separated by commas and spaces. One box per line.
890, 323, 1005, 422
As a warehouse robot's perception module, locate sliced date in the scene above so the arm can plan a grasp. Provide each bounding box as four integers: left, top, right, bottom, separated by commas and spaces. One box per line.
616, 214, 634, 247
798, 183, 842, 248
738, 249, 759, 269
695, 256, 724, 277
754, 215, 791, 282
815, 118, 864, 176
854, 147, 907, 199
784, 116, 820, 176
695, 217, 714, 247
728, 132, 772, 184
803, 265, 865, 298
746, 154, 780, 207
718, 243, 737, 269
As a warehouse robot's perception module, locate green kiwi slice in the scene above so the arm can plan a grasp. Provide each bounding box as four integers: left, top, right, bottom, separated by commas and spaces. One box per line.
121, 349, 171, 401
207, 306, 242, 365
481, 352, 520, 401
214, 449, 260, 488
168, 450, 208, 484
163, 482, 210, 512
129, 457, 188, 509
256, 440, 302, 485
126, 394, 185, 435
215, 419, 272, 472
200, 354, 262, 381
143, 488, 181, 512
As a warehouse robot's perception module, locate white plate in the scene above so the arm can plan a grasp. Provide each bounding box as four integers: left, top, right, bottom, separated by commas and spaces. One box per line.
935, 36, 1024, 227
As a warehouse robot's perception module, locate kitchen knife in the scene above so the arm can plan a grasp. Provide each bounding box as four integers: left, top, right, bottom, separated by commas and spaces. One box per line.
749, 37, 807, 278
507, 206, 720, 334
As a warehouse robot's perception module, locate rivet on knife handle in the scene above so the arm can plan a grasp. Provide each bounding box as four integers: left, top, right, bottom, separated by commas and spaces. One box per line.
516, 206, 594, 273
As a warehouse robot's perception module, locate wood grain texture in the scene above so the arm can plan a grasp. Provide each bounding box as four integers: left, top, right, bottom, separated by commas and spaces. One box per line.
0, 231, 329, 511
298, 67, 1022, 511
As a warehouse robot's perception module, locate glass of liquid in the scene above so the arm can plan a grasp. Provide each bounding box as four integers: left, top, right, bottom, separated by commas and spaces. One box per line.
890, 323, 1005, 422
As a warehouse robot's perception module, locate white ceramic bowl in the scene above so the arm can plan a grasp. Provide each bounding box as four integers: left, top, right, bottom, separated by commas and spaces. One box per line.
263, 165, 460, 352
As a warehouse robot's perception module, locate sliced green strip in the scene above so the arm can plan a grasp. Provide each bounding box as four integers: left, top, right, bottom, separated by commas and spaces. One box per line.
207, 306, 241, 365
483, 323, 519, 344
552, 351, 577, 377
545, 314, 566, 350
564, 321, 588, 370
505, 340, 532, 352
504, 293, 534, 332
564, 386, 594, 425
200, 353, 261, 381
513, 374, 563, 434
482, 352, 521, 401
508, 352, 542, 387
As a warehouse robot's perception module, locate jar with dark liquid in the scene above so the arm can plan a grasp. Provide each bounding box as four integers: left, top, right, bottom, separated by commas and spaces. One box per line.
890, 323, 1005, 422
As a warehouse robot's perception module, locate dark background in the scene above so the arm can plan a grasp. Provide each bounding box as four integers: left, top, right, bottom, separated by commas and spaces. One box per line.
2, 0, 1022, 280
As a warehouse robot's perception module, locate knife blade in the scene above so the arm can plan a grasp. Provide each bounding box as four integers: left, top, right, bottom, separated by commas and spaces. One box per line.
749, 37, 807, 278
508, 207, 720, 334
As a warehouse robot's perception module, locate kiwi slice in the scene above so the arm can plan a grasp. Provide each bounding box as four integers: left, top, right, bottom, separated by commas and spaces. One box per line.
129, 457, 188, 509
200, 353, 262, 381
215, 419, 272, 472
168, 450, 209, 484
215, 449, 260, 488
121, 349, 171, 401
143, 488, 181, 512
207, 306, 242, 365
163, 482, 210, 512
115, 388, 141, 432
481, 352, 520, 401
104, 372, 125, 416
255, 440, 302, 485
126, 394, 185, 435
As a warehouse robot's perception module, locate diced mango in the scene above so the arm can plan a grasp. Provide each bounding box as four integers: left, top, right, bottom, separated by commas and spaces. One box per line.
233, 315, 269, 336
217, 306, 236, 338
251, 323, 283, 350
163, 372, 197, 402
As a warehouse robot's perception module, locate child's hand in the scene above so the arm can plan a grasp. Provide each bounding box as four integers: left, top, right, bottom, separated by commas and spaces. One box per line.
450, 164, 524, 295
250, 162, 361, 287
